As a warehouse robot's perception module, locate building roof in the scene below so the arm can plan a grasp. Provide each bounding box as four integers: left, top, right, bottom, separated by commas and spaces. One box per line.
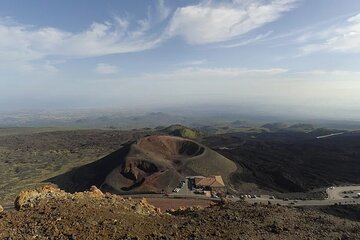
195, 176, 225, 188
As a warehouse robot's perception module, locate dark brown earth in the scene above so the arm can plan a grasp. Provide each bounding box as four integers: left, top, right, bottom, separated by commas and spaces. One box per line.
203, 130, 360, 196
134, 198, 215, 212
0, 187, 360, 240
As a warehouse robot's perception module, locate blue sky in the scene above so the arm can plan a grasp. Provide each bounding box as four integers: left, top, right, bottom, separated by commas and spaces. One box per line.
1, 0, 360, 119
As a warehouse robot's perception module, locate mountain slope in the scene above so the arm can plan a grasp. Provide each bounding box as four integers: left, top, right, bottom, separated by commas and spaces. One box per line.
1, 187, 360, 240
47, 135, 237, 194
160, 124, 201, 139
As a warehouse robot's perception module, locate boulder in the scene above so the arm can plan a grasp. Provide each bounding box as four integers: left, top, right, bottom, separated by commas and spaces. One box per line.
88, 185, 104, 197
15, 185, 65, 210
15, 189, 40, 210
0, 205, 3, 213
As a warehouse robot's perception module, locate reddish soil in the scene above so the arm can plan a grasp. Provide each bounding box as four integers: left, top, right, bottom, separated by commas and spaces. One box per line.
137, 135, 204, 160
102, 135, 236, 194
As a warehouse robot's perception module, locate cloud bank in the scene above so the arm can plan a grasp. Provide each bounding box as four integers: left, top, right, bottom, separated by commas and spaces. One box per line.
300, 13, 360, 54
0, 17, 161, 62
0, 0, 298, 69
166, 0, 298, 44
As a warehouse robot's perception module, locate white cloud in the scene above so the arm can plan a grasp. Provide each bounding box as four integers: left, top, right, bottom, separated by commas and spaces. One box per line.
166, 0, 298, 44
0, 0, 301, 76
141, 67, 288, 81
300, 13, 360, 54
95, 63, 119, 74
0, 15, 168, 78
0, 15, 163, 72
157, 0, 171, 21
221, 30, 273, 48
19, 62, 59, 74
177, 59, 207, 66
0, 0, 300, 70
292, 70, 360, 81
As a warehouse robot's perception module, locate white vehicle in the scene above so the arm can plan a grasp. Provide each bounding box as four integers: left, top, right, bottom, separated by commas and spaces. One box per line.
173, 188, 180, 193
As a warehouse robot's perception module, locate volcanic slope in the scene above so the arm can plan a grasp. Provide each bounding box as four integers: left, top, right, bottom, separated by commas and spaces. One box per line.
48, 135, 238, 194
103, 135, 237, 193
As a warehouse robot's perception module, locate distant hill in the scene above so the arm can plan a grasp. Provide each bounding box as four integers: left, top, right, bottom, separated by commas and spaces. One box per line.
230, 120, 250, 127
261, 122, 316, 133
262, 122, 288, 131
288, 123, 315, 132
309, 128, 337, 136
160, 124, 201, 139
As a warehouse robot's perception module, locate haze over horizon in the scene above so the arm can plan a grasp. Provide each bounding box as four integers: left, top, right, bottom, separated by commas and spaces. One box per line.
1, 0, 360, 120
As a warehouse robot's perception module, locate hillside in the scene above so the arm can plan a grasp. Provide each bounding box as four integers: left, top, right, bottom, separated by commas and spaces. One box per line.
203, 130, 360, 196
0, 128, 152, 202
287, 123, 315, 132
1, 186, 360, 240
160, 124, 201, 139
2, 125, 360, 204
47, 135, 238, 194
262, 122, 288, 131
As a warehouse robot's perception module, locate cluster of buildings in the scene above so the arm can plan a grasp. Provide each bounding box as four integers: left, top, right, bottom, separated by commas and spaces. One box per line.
188, 175, 225, 197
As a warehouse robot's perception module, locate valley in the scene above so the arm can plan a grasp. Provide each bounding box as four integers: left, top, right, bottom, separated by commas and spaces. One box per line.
1, 124, 360, 203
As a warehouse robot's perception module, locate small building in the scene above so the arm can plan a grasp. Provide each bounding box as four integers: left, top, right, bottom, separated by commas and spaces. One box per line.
194, 175, 225, 191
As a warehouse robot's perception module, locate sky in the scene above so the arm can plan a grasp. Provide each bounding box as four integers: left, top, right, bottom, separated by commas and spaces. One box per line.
1, 0, 360, 119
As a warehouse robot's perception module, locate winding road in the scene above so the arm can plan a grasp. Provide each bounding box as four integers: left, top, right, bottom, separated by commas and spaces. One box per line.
2, 186, 359, 211
244, 186, 360, 207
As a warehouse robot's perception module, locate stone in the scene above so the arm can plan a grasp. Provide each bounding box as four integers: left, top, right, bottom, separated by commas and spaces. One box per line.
88, 185, 104, 197
14, 185, 65, 210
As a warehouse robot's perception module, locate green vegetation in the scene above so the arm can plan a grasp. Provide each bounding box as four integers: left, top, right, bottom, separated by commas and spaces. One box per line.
0, 129, 151, 203
288, 123, 315, 132
161, 124, 201, 139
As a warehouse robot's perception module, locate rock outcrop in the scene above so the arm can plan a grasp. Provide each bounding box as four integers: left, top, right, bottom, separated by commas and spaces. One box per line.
13, 185, 161, 216
15, 185, 66, 210
133, 198, 161, 215
88, 185, 105, 197
1, 194, 360, 240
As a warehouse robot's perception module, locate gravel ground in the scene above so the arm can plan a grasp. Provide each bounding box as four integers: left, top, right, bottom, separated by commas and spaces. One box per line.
1, 187, 360, 240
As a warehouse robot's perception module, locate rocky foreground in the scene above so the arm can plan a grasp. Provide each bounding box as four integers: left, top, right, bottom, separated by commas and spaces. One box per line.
0, 186, 359, 240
